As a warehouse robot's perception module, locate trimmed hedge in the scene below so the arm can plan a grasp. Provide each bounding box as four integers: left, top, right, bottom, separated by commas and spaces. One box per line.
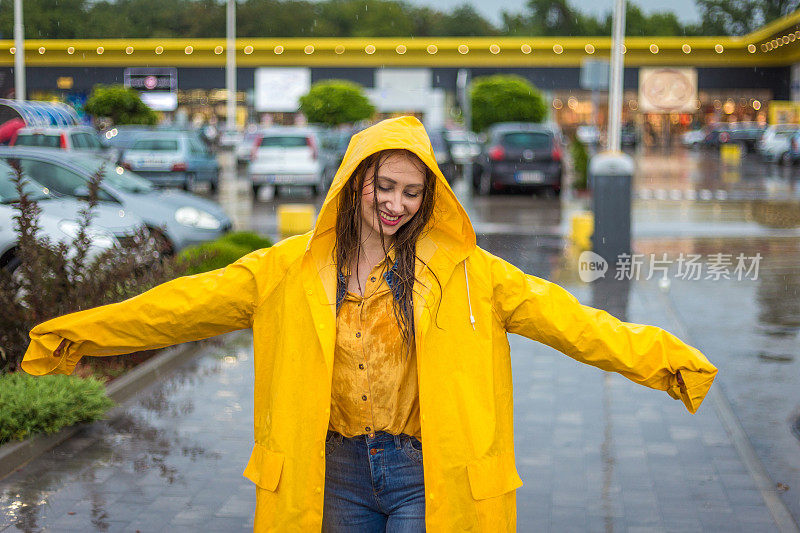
178, 231, 273, 275
0, 373, 114, 444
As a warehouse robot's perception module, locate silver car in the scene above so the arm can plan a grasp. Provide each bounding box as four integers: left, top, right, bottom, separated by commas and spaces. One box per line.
0, 148, 232, 254
0, 160, 147, 272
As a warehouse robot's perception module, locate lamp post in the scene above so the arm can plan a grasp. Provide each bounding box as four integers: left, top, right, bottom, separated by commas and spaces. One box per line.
607, 0, 626, 152
14, 0, 25, 101
226, 0, 236, 132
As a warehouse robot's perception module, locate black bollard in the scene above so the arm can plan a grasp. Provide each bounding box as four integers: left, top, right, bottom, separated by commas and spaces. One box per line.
590, 152, 633, 270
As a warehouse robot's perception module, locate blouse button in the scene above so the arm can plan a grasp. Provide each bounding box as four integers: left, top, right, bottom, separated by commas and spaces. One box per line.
358, 363, 365, 370
370, 276, 376, 282
362, 395, 367, 401
365, 426, 371, 432
355, 332, 361, 338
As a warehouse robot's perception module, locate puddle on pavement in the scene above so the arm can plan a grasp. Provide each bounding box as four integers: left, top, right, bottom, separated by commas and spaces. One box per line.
0, 353, 234, 532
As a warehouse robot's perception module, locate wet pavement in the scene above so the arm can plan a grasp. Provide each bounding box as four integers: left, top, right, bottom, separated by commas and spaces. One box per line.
2, 145, 800, 531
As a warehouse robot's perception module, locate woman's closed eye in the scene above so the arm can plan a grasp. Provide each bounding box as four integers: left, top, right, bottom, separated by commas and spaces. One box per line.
378, 185, 420, 198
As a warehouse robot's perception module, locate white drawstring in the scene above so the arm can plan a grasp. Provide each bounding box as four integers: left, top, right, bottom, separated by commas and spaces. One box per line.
464, 261, 476, 330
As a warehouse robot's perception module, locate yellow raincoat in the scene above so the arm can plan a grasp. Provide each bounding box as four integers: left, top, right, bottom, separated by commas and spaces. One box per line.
22, 116, 717, 532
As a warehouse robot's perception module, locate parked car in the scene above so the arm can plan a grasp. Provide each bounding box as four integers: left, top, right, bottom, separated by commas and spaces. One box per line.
218, 129, 242, 148
0, 148, 232, 254
319, 127, 357, 190
620, 123, 640, 147
11, 125, 109, 158
236, 131, 262, 164
247, 127, 323, 196
0, 159, 147, 272
758, 124, 799, 164
702, 123, 731, 147
121, 131, 219, 191
99, 125, 152, 157
473, 122, 563, 196
681, 127, 707, 148
575, 124, 601, 145
428, 129, 458, 183
444, 130, 481, 165
724, 124, 767, 152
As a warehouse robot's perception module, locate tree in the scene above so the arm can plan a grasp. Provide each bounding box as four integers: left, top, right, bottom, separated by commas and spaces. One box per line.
83, 85, 157, 126
696, 0, 800, 35
299, 80, 375, 127
469, 75, 547, 132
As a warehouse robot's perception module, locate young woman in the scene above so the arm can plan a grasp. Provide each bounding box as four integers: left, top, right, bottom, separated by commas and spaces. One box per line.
22, 116, 717, 532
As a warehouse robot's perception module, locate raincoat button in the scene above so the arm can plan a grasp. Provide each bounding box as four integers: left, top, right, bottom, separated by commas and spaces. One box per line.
428, 492, 434, 500
315, 487, 321, 493
355, 332, 361, 338
307, 289, 313, 296
319, 451, 324, 457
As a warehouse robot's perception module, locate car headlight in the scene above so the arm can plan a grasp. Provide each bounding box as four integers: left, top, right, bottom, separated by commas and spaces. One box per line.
174, 206, 222, 230
58, 220, 118, 248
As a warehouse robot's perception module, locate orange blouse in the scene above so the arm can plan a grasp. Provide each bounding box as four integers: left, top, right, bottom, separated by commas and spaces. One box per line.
328, 260, 422, 441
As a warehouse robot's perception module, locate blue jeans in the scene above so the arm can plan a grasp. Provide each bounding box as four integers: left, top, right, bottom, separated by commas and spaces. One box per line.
323, 430, 425, 532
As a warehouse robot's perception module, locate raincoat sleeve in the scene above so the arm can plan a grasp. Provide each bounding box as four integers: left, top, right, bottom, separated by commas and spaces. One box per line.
22, 247, 275, 377
490, 256, 717, 414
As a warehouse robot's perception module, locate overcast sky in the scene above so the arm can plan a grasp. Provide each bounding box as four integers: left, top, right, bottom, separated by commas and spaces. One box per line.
403, 0, 702, 26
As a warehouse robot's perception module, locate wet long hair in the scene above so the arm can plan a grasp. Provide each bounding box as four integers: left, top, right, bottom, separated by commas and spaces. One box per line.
334, 149, 437, 353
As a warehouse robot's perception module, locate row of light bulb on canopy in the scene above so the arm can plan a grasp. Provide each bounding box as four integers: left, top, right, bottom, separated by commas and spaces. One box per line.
7, 43, 762, 56
761, 29, 800, 52
552, 97, 763, 112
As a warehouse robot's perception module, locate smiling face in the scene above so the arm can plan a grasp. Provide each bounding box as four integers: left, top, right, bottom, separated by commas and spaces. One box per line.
359, 151, 427, 245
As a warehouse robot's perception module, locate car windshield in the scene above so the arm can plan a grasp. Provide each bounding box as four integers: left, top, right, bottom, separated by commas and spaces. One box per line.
71, 158, 155, 194
15, 133, 61, 148
259, 136, 308, 148
132, 139, 179, 152
0, 162, 51, 203
501, 132, 552, 150
775, 130, 798, 139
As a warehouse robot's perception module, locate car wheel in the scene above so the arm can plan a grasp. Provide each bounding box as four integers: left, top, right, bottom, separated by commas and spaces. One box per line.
183, 173, 196, 192
252, 183, 261, 197
781, 152, 793, 166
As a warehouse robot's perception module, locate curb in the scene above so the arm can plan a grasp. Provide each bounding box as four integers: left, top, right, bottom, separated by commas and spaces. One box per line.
0, 340, 206, 482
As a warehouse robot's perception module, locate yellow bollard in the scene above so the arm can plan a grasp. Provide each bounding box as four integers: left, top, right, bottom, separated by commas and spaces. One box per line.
720, 144, 741, 166
277, 204, 316, 237
570, 211, 594, 251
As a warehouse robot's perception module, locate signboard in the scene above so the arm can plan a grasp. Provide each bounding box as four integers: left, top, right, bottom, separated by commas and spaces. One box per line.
254, 68, 311, 112
124, 67, 178, 111
638, 67, 697, 113
580, 60, 609, 91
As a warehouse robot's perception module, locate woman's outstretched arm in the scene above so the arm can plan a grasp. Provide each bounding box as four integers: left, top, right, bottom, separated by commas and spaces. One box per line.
22, 247, 274, 376
488, 253, 717, 413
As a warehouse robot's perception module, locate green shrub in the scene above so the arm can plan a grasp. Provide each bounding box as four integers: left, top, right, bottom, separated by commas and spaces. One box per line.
84, 84, 158, 126
469, 75, 547, 132
299, 80, 375, 126
0, 373, 114, 444
178, 232, 272, 275
218, 231, 273, 250
570, 139, 589, 190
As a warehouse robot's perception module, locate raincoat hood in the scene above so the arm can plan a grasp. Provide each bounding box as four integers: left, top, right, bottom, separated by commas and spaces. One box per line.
308, 116, 476, 271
